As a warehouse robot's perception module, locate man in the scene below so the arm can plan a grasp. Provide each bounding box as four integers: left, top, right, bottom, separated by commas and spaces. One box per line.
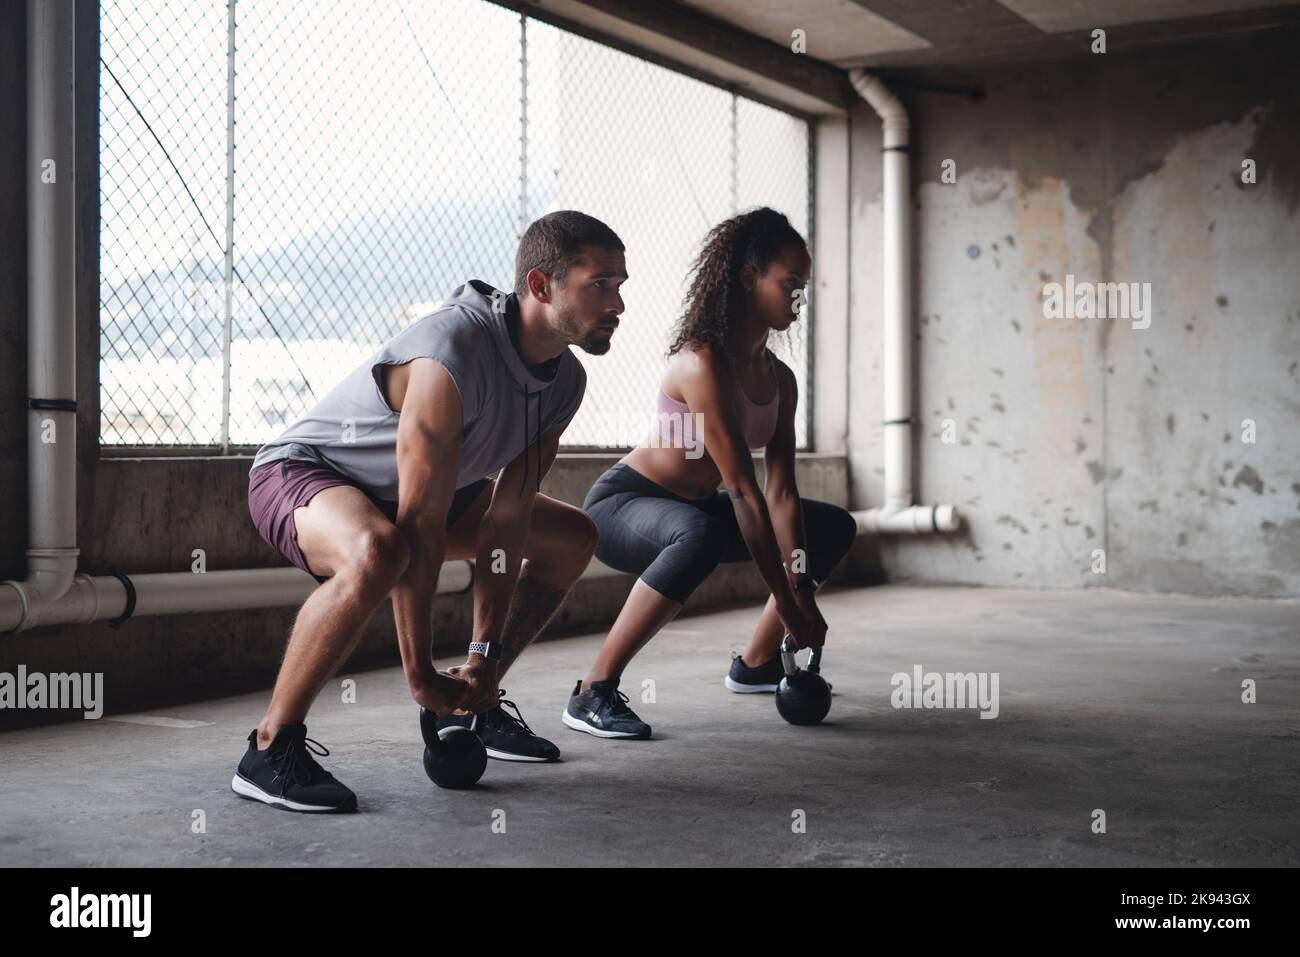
238, 211, 627, 812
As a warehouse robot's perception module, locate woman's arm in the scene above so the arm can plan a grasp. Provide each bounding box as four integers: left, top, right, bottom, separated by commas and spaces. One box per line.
762, 359, 827, 646
761, 358, 807, 579
678, 347, 811, 645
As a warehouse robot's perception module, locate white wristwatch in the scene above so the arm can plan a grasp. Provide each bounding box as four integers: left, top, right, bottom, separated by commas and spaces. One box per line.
468, 640, 501, 661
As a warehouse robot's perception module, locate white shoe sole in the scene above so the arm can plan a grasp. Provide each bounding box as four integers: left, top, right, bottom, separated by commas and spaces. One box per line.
724, 676, 780, 693
230, 774, 349, 813
485, 746, 553, 762
560, 708, 647, 738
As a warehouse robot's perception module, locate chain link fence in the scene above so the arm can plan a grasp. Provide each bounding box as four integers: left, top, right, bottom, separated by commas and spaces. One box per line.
100, 0, 812, 451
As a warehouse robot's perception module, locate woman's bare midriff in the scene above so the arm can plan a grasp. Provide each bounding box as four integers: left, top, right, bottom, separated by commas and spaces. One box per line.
619, 443, 723, 501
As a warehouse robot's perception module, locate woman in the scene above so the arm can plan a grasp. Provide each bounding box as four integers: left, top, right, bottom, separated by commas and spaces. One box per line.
566, 207, 858, 739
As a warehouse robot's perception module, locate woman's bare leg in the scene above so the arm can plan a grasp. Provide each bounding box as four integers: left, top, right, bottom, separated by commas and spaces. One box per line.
741, 594, 786, 666
582, 579, 684, 689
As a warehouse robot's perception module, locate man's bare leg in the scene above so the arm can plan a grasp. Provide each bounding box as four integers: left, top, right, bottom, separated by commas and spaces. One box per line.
494, 558, 581, 679
254, 486, 409, 750
444, 489, 598, 684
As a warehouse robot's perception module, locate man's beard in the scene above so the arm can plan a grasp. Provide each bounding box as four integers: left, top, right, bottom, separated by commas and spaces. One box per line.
577, 331, 612, 356
556, 303, 612, 356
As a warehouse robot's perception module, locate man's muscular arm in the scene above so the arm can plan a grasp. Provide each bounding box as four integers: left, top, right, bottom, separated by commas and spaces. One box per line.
451, 421, 568, 712
389, 357, 469, 716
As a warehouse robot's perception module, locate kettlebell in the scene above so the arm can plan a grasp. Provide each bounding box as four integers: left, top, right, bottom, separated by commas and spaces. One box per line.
419, 706, 487, 789
775, 634, 832, 725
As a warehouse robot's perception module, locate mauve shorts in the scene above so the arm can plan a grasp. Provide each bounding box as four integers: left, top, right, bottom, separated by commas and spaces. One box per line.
248, 458, 492, 584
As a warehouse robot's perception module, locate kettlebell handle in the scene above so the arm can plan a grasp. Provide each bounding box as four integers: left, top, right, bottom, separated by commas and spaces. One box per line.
419, 706, 445, 752
779, 634, 798, 677
779, 634, 824, 676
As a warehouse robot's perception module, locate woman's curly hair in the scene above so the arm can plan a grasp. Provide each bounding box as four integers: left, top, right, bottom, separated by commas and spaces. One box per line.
666, 206, 808, 361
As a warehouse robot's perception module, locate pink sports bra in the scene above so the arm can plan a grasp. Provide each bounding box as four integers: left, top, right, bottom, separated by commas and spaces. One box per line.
654, 381, 780, 451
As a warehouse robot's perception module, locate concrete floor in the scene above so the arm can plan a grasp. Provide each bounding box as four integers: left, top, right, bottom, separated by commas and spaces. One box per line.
1, 583, 1296, 867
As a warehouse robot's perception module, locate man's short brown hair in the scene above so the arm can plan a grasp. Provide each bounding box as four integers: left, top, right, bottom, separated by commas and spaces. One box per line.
514, 210, 625, 299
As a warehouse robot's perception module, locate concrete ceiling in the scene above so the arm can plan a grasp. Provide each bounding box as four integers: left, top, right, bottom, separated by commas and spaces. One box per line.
677, 0, 1300, 68
522, 0, 1300, 114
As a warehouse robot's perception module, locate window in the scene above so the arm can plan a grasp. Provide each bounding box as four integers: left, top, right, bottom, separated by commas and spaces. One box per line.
100, 0, 812, 450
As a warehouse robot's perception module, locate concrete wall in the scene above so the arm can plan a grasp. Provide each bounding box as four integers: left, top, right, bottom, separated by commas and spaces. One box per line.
0, 2, 857, 729
847, 29, 1300, 598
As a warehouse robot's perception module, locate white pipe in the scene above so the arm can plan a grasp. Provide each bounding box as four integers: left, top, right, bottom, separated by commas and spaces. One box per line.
848, 69, 961, 536
8, 0, 81, 629
851, 504, 961, 535
0, 555, 635, 632
0, 564, 478, 633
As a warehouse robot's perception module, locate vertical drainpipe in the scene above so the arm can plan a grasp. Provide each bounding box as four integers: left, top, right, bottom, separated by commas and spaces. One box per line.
16, 0, 80, 624
847, 69, 960, 535
854, 70, 912, 512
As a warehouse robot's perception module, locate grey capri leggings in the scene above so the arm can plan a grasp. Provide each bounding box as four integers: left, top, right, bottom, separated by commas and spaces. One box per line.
582, 463, 859, 605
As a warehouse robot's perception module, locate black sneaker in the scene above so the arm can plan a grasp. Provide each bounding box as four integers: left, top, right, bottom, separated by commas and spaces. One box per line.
435, 690, 560, 762
724, 652, 786, 693
724, 651, 833, 694
561, 678, 651, 739
231, 724, 358, 813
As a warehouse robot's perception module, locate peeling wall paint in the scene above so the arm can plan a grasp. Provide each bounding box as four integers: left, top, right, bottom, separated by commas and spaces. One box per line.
848, 31, 1300, 598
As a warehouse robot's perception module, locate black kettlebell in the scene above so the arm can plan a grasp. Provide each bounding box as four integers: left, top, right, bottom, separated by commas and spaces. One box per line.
419, 706, 487, 789
775, 634, 832, 725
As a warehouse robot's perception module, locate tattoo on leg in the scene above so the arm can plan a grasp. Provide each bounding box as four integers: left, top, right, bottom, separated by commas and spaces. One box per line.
496, 562, 572, 676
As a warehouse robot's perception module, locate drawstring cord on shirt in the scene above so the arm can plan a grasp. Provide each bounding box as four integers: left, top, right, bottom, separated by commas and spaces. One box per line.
518, 384, 544, 497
